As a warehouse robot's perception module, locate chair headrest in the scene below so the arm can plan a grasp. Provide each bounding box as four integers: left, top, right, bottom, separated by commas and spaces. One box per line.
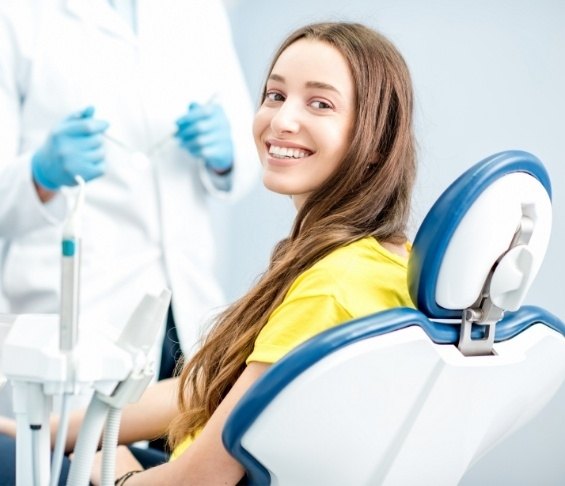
408, 150, 552, 320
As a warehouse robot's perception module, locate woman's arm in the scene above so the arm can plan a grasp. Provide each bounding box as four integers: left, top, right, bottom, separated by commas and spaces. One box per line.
123, 362, 270, 486
59, 377, 180, 453
116, 376, 180, 445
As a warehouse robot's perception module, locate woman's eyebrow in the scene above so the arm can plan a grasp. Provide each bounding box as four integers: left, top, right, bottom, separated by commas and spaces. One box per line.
268, 74, 341, 95
305, 80, 340, 94
268, 73, 285, 83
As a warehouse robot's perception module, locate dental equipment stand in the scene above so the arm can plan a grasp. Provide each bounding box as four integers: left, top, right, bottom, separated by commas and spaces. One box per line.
1, 179, 171, 486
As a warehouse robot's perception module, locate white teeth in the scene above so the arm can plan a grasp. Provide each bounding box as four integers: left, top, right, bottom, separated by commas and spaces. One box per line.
269, 145, 281, 156
268, 145, 311, 159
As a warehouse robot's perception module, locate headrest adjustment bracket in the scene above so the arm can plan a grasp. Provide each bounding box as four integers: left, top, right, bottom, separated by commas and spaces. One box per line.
458, 207, 539, 356
458, 296, 504, 356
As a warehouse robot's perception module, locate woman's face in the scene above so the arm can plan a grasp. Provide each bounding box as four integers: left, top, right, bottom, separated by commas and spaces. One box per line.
253, 39, 356, 209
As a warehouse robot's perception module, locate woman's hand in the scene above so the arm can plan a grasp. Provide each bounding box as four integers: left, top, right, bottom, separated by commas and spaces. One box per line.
89, 445, 143, 486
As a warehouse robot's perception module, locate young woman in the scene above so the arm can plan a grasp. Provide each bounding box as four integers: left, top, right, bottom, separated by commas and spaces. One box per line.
0, 21, 416, 485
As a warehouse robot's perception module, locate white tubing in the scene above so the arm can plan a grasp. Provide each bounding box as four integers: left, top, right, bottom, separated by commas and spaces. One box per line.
66, 395, 109, 486
49, 393, 72, 486
31, 427, 42, 486
100, 407, 122, 486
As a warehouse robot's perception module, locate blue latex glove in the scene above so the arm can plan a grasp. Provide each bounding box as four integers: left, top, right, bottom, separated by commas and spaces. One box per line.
32, 106, 109, 191
175, 102, 234, 174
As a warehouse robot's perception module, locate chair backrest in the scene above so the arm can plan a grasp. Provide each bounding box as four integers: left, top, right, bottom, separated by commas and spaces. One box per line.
223, 151, 565, 486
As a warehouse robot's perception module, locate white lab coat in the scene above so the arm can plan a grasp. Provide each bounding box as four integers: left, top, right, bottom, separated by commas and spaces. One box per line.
0, 0, 259, 357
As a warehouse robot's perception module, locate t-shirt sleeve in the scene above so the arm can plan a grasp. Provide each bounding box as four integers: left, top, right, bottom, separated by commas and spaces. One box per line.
246, 293, 353, 365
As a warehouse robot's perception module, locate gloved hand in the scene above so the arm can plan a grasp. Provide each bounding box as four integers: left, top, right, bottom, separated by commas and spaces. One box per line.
31, 106, 109, 191
175, 102, 234, 174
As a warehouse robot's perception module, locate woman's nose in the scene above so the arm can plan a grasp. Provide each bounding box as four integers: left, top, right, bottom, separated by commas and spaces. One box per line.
270, 101, 300, 134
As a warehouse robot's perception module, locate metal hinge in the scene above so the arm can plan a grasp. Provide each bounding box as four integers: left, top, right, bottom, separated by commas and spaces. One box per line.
458, 297, 504, 356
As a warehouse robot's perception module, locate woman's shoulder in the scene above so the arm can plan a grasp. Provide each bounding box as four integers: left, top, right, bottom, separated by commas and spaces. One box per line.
315, 236, 409, 272
289, 237, 409, 296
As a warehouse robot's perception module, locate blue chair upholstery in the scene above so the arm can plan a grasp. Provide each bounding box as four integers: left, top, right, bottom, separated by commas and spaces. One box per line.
223, 151, 565, 486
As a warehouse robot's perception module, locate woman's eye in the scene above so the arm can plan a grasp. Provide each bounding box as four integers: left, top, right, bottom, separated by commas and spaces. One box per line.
310, 100, 333, 110
265, 91, 285, 102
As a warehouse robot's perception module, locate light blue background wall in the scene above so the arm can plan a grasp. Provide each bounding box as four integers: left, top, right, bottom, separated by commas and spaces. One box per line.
214, 0, 565, 483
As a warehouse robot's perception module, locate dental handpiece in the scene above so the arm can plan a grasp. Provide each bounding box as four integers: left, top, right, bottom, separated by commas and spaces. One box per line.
59, 176, 85, 351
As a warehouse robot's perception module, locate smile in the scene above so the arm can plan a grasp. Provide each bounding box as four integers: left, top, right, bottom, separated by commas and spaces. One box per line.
268, 143, 313, 160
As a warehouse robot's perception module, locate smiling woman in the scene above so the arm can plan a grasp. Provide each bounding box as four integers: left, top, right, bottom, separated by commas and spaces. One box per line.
162, 22, 416, 486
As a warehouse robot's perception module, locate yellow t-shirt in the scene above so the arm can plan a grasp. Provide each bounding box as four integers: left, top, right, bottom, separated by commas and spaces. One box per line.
246, 236, 413, 364
171, 236, 412, 459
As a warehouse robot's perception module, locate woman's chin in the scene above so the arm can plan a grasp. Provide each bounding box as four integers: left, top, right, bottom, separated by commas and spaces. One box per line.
262, 175, 293, 196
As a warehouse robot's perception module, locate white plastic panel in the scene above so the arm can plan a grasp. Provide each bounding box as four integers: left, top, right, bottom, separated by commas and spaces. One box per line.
435, 173, 551, 310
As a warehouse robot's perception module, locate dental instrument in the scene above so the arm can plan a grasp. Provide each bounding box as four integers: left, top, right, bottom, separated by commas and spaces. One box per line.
60, 175, 85, 352
101, 134, 150, 169
101, 133, 132, 152
49, 175, 86, 486
103, 93, 219, 161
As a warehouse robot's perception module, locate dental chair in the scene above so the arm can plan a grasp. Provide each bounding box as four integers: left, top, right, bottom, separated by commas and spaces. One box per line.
222, 150, 565, 486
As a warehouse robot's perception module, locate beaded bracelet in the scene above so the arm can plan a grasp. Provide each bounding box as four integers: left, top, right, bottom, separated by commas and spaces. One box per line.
115, 470, 142, 486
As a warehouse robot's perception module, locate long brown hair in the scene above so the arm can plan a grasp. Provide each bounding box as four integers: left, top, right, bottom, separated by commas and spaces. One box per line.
168, 22, 416, 447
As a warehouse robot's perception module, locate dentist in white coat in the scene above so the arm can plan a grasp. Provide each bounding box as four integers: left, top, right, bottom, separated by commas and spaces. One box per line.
0, 0, 259, 373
